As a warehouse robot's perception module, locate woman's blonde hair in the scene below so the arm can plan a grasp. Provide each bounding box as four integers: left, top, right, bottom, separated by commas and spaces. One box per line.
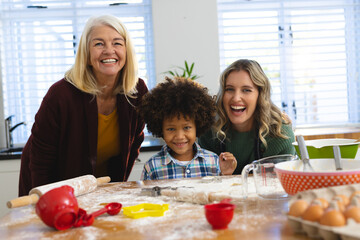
214, 59, 290, 148
65, 15, 138, 96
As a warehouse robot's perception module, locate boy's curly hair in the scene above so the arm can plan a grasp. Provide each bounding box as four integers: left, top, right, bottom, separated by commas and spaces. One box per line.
138, 77, 216, 138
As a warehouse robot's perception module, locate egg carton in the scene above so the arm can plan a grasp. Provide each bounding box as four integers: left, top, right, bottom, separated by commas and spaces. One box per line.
287, 183, 360, 240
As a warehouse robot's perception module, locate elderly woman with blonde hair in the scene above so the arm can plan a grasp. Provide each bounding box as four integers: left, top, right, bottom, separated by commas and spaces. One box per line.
198, 59, 295, 174
19, 15, 148, 196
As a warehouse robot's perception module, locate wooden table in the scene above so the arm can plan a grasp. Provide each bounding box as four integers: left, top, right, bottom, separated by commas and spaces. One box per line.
0, 176, 309, 240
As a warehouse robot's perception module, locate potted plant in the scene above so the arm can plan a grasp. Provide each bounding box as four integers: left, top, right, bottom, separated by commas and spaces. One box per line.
163, 60, 200, 80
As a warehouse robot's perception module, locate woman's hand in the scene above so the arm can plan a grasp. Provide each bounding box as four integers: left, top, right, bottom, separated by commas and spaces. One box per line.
219, 152, 237, 175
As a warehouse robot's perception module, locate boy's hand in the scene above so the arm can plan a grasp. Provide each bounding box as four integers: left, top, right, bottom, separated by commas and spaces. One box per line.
219, 152, 237, 175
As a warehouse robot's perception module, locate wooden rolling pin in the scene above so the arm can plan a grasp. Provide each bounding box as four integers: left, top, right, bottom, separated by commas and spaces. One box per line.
7, 175, 110, 208
143, 186, 242, 205
160, 188, 234, 204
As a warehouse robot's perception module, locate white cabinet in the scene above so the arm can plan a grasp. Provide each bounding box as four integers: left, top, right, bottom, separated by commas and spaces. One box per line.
0, 159, 21, 218
128, 151, 156, 181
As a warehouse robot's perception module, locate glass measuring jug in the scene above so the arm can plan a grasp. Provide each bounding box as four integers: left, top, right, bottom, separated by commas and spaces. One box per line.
241, 154, 296, 199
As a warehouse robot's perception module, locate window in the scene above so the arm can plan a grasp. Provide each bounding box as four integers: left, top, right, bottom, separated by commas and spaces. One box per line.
217, 0, 360, 129
0, 0, 155, 144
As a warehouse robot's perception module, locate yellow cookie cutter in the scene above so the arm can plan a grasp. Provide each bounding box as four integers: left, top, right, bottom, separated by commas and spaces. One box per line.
123, 203, 169, 219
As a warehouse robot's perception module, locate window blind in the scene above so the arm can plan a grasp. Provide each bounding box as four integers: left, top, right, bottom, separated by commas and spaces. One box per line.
217, 0, 360, 128
0, 0, 155, 144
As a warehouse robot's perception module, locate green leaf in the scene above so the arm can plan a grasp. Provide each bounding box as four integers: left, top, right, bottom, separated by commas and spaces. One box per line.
185, 61, 190, 74
192, 74, 199, 80
163, 61, 200, 80
189, 63, 194, 74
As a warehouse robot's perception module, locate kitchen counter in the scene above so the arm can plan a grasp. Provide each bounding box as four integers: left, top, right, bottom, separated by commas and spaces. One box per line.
0, 136, 164, 161
0, 152, 21, 160
0, 176, 308, 240
139, 136, 164, 152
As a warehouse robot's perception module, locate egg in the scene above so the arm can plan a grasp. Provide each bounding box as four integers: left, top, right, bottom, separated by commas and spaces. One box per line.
302, 204, 324, 222
319, 209, 346, 226
350, 191, 360, 201
350, 195, 360, 206
344, 195, 360, 223
335, 194, 350, 206
288, 199, 309, 217
344, 205, 360, 223
319, 200, 347, 226
332, 196, 347, 212
313, 198, 329, 209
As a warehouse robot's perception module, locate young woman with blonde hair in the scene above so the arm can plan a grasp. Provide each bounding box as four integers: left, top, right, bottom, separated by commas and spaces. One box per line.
198, 59, 295, 174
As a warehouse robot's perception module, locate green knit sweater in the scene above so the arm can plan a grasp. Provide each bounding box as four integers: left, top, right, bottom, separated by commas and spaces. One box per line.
198, 124, 296, 174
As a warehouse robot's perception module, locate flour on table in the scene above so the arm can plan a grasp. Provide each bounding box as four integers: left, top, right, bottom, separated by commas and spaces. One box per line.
1, 176, 260, 240
144, 176, 256, 204
0, 207, 36, 227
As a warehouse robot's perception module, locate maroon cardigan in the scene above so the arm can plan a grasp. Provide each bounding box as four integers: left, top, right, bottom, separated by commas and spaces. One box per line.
19, 78, 148, 196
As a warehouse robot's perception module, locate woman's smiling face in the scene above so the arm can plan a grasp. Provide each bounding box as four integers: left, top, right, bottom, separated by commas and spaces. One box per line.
222, 70, 259, 132
89, 25, 126, 81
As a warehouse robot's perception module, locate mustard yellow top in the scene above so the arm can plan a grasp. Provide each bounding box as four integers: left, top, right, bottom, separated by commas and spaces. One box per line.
96, 109, 120, 177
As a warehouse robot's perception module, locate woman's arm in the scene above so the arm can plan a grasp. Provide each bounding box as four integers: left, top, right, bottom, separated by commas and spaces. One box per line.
25, 86, 62, 191
126, 79, 149, 179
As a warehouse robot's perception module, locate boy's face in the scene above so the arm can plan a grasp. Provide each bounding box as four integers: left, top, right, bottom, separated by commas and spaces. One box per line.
162, 115, 196, 161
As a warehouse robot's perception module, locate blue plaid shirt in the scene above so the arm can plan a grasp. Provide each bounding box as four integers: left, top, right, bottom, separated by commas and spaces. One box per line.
141, 142, 221, 180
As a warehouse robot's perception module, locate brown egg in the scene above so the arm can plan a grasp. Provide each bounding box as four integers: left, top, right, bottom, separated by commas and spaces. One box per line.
319, 209, 346, 226
313, 198, 329, 209
344, 205, 360, 223
335, 194, 350, 207
302, 204, 324, 222
332, 196, 346, 212
288, 200, 309, 217
344, 195, 360, 223
350, 191, 360, 202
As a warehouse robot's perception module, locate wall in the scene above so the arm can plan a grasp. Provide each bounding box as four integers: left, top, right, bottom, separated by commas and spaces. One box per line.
152, 0, 220, 95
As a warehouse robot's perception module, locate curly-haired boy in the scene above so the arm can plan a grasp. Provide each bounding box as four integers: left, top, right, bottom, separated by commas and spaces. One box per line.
138, 77, 236, 180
